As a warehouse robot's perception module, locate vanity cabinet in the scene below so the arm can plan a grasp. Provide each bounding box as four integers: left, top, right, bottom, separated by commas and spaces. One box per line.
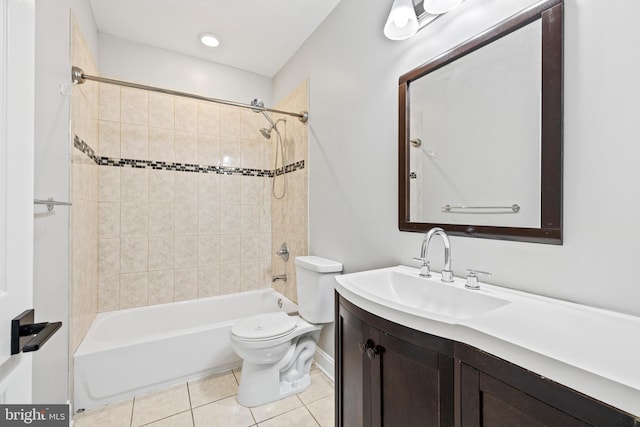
336, 293, 639, 427
336, 295, 455, 427
455, 343, 639, 427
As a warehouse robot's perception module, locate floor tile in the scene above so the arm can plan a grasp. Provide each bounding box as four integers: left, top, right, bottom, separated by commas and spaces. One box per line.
306, 394, 335, 427
232, 367, 242, 384
192, 396, 255, 427
250, 395, 303, 423
141, 410, 194, 427
132, 383, 191, 427
297, 371, 334, 405
258, 406, 319, 427
188, 371, 239, 408
73, 399, 133, 427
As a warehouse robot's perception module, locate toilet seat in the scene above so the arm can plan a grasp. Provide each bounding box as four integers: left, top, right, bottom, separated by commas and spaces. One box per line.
231, 312, 297, 341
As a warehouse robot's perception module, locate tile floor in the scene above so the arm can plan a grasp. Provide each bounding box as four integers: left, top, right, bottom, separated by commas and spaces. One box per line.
73, 366, 334, 427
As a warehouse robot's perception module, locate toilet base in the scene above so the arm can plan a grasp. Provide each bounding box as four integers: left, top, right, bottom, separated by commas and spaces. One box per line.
236, 336, 317, 407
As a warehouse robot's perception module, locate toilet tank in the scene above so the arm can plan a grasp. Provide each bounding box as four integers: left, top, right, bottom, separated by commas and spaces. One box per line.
295, 256, 343, 324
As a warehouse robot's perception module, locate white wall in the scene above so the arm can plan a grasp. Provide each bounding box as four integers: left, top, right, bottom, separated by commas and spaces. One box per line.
34, 0, 98, 404
98, 34, 273, 106
274, 0, 640, 326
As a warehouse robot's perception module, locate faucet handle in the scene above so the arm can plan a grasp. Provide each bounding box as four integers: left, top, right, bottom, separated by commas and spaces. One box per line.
412, 257, 431, 277
465, 269, 491, 290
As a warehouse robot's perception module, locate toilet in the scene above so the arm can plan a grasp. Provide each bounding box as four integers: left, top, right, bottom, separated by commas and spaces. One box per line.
230, 256, 342, 407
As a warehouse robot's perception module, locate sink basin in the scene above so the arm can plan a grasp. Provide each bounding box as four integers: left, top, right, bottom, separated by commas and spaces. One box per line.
335, 266, 510, 323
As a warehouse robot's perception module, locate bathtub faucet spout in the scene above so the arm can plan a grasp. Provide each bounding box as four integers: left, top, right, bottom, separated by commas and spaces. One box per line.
272, 274, 287, 282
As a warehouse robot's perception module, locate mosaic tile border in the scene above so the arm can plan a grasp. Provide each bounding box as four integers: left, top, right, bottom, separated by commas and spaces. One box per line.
74, 135, 304, 177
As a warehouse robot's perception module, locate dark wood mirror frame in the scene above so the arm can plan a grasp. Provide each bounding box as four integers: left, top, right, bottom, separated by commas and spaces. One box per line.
398, 0, 563, 244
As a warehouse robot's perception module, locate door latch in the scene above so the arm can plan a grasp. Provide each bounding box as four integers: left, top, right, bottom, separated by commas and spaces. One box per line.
11, 309, 62, 355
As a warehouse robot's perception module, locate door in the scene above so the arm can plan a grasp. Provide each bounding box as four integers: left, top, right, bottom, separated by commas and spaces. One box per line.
0, 0, 35, 403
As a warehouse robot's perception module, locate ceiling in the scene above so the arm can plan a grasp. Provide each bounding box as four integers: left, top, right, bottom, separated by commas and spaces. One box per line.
88, 0, 342, 78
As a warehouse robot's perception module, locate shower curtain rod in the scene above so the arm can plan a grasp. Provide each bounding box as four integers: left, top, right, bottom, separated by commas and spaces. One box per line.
71, 66, 308, 123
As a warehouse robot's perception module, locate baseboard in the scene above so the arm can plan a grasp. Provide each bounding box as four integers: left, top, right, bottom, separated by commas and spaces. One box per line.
313, 347, 335, 383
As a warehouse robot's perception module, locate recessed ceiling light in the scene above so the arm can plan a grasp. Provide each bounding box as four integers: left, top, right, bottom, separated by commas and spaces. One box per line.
199, 33, 220, 47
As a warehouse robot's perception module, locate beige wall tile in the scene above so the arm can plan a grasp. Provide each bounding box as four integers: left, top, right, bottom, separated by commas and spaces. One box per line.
149, 170, 175, 203
241, 176, 260, 205
99, 166, 121, 202
121, 123, 148, 160
241, 139, 260, 169
149, 236, 175, 271
198, 204, 220, 235
240, 109, 261, 141
121, 203, 149, 237
241, 262, 260, 292
121, 168, 149, 202
197, 102, 220, 135
220, 204, 241, 234
175, 204, 198, 236
98, 275, 120, 312
148, 270, 175, 306
119, 272, 149, 310
198, 173, 220, 205
149, 93, 174, 130
99, 238, 120, 276
149, 204, 175, 236
241, 205, 260, 234
198, 134, 220, 166
175, 97, 198, 133
99, 83, 120, 121
219, 234, 240, 265
240, 233, 260, 263
220, 175, 241, 204
174, 172, 198, 204
220, 138, 240, 167
98, 120, 121, 158
175, 236, 198, 268
120, 237, 149, 273
99, 202, 120, 238
174, 131, 198, 164
149, 128, 174, 162
219, 106, 241, 139
219, 263, 241, 295
121, 88, 149, 126
198, 235, 220, 267
197, 266, 220, 298
174, 268, 198, 301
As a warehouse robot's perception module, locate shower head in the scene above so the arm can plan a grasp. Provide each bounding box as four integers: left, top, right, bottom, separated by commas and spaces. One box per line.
260, 127, 272, 140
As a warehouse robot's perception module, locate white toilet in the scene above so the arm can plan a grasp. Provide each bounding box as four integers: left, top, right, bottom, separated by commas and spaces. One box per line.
230, 256, 342, 407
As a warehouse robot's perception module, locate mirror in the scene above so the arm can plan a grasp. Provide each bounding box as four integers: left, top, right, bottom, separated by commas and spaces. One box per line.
398, 0, 563, 244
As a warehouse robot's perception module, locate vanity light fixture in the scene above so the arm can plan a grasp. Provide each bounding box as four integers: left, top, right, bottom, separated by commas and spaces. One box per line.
384, 0, 419, 41
384, 0, 464, 40
199, 33, 220, 47
423, 0, 463, 15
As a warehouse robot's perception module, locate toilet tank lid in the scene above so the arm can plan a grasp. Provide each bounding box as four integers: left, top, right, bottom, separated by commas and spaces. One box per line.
295, 256, 343, 273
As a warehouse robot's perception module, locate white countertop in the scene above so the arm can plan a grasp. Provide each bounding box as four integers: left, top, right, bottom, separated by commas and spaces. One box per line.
335, 265, 640, 418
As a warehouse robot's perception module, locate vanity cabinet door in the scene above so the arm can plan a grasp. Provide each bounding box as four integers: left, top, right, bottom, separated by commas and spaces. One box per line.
336, 296, 366, 427
336, 294, 455, 427
455, 343, 638, 427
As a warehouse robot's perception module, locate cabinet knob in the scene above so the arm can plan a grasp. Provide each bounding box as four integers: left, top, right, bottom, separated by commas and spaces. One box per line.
359, 342, 367, 354
366, 346, 379, 360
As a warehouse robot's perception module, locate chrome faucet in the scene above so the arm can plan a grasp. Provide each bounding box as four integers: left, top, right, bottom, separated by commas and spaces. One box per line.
413, 227, 454, 282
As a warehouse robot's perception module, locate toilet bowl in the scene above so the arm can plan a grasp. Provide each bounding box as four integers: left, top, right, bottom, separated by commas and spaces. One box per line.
230, 256, 342, 407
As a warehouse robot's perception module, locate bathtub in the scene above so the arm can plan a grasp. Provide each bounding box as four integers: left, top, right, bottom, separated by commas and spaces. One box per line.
73, 289, 297, 412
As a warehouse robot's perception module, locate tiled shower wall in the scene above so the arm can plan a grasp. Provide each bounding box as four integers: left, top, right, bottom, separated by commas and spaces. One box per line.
95, 86, 278, 311
70, 17, 99, 352
270, 81, 310, 303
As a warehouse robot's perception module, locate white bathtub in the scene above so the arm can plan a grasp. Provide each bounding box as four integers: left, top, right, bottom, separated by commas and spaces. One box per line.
73, 289, 297, 412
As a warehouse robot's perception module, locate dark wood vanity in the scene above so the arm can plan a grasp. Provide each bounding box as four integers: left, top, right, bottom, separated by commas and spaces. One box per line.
336, 294, 640, 427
